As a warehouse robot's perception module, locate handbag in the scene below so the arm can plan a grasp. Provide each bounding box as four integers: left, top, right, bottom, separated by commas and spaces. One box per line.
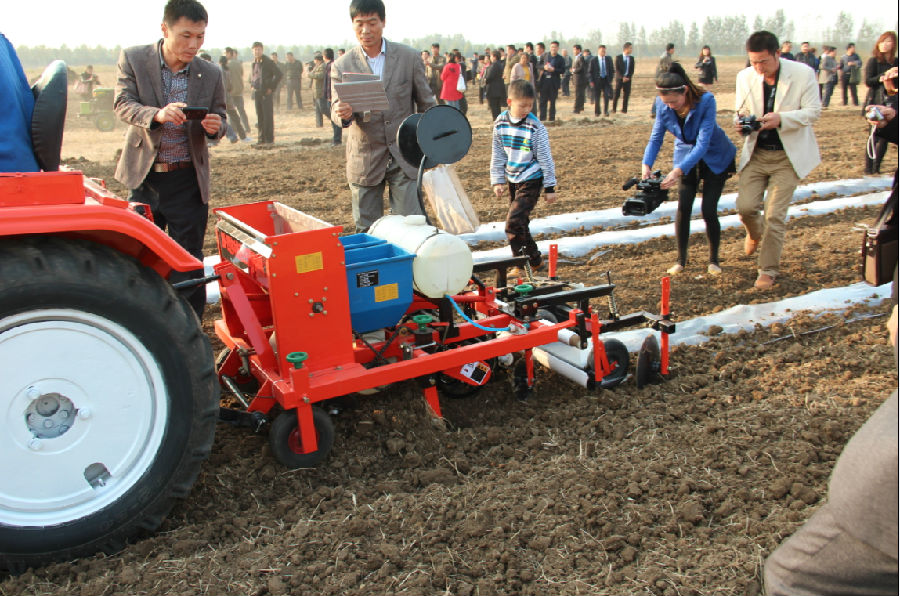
859, 193, 897, 286
848, 63, 861, 85
457, 70, 466, 93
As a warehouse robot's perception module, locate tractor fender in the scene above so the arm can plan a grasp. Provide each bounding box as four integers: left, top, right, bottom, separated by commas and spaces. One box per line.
0, 202, 201, 279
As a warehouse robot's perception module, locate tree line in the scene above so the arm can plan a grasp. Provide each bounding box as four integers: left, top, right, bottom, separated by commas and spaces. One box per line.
13, 10, 891, 69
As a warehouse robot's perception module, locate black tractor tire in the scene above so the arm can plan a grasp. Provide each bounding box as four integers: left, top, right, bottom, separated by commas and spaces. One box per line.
0, 237, 217, 571
269, 407, 335, 469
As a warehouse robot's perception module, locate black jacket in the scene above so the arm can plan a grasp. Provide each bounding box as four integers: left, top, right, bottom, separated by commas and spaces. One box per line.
484, 61, 506, 98
589, 55, 614, 82
251, 54, 282, 94
538, 53, 566, 90
615, 54, 634, 80
695, 56, 717, 83
572, 53, 589, 84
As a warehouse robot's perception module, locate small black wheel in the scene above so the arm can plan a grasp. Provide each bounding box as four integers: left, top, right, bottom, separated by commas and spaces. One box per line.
93, 112, 115, 132
595, 339, 629, 389
269, 408, 334, 469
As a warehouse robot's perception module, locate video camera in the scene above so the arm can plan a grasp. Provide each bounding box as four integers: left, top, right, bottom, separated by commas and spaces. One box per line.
621, 170, 669, 216
738, 114, 762, 136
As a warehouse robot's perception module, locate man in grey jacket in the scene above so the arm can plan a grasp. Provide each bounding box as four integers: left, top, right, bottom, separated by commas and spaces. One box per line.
114, 0, 225, 317
225, 46, 250, 135
331, 0, 435, 231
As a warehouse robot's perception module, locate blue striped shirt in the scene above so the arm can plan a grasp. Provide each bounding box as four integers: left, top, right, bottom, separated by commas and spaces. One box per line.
490, 111, 556, 189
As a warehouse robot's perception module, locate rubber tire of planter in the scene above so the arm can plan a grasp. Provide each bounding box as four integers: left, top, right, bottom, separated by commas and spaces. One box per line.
0, 237, 218, 572
94, 112, 115, 132
597, 339, 629, 388
269, 407, 335, 469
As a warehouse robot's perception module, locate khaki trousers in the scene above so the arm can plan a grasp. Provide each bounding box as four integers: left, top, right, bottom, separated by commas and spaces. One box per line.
764, 506, 898, 596
349, 159, 422, 232
736, 149, 801, 277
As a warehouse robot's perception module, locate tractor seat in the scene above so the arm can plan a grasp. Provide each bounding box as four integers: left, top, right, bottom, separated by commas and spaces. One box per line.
30, 60, 69, 172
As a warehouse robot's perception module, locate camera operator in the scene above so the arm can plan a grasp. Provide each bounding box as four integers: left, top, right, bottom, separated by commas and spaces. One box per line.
734, 30, 821, 291
641, 63, 736, 276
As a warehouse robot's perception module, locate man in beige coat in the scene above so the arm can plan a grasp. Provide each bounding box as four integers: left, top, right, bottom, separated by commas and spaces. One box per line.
735, 30, 821, 290
331, 0, 435, 231
114, 0, 226, 316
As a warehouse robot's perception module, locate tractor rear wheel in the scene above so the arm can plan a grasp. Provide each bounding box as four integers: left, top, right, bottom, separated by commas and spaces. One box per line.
0, 237, 217, 571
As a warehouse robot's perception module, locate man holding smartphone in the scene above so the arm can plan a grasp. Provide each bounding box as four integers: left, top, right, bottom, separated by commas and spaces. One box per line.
114, 0, 226, 317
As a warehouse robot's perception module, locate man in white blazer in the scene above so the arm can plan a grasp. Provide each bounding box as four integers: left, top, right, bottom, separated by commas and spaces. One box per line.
331, 0, 435, 231
735, 30, 821, 290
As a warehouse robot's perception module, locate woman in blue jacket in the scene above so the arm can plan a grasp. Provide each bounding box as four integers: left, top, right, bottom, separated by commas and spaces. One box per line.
642, 62, 736, 275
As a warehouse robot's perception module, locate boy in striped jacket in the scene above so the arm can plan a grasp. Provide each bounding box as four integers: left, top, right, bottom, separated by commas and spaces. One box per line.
491, 80, 559, 270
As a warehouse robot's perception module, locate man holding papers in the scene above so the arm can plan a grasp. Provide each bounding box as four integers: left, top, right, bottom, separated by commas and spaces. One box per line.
331, 0, 435, 231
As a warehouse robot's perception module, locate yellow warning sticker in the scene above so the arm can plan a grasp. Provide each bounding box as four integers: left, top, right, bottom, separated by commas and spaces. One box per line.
373, 283, 399, 303
295, 252, 323, 274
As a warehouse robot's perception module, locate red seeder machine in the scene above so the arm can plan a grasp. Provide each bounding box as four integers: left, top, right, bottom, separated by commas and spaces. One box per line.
213, 106, 675, 469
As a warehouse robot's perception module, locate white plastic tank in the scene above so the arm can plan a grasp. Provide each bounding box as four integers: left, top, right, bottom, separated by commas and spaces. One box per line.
368, 214, 473, 298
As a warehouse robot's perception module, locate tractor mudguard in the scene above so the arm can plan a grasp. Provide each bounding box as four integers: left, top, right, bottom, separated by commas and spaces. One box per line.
0, 171, 201, 279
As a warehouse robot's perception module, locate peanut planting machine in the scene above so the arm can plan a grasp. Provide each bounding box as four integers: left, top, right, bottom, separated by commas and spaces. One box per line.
213, 106, 675, 468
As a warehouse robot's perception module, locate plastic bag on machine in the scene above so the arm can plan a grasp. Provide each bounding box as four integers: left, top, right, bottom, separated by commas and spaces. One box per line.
422, 164, 480, 235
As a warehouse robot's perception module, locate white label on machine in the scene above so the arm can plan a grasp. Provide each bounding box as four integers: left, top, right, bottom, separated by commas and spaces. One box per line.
459, 361, 490, 385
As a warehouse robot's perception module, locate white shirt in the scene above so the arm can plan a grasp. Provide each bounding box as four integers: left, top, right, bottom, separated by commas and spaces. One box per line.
365, 38, 386, 78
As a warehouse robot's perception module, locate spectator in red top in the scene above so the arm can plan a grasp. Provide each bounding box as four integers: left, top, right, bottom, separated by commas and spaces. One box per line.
440, 54, 463, 110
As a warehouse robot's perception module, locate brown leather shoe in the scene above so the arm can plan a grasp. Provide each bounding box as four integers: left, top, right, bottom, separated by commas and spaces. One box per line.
744, 235, 760, 256
754, 273, 775, 290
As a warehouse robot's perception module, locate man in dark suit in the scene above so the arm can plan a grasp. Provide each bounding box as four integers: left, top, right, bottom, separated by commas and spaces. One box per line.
537, 41, 566, 121
331, 0, 436, 231
613, 42, 635, 113
572, 45, 590, 114
483, 49, 506, 120
113, 0, 225, 317
561, 49, 572, 96
589, 44, 615, 116
249, 41, 281, 145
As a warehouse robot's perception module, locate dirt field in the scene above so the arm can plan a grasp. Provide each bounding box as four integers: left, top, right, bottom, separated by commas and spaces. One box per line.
3, 58, 897, 595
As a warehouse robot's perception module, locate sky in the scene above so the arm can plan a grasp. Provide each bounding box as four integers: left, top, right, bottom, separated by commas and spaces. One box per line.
4, 1, 895, 50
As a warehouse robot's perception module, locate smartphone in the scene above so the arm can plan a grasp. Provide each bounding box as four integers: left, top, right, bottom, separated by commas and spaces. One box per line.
182, 106, 208, 120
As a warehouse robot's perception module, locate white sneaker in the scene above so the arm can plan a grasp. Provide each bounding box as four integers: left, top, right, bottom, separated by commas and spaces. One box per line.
666, 263, 684, 275
241, 136, 254, 144
707, 263, 722, 275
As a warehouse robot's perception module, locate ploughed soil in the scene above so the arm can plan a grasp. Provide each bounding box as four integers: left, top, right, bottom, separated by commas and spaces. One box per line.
4, 58, 897, 595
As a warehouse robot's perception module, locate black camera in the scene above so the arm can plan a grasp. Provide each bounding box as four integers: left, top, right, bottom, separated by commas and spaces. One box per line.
738, 114, 762, 136
621, 170, 669, 216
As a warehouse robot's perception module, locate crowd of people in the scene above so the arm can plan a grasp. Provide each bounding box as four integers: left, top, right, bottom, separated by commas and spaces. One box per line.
61, 0, 894, 310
